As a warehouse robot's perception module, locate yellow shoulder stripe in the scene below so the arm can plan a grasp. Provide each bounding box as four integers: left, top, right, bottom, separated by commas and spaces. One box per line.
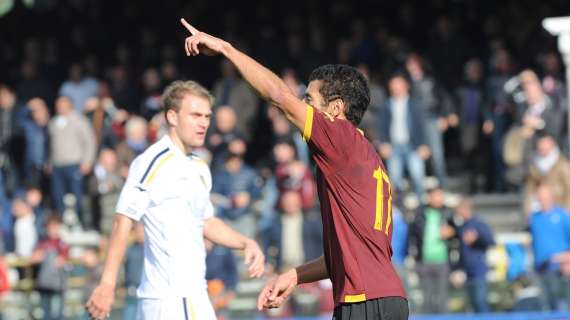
303, 105, 314, 141
143, 153, 175, 187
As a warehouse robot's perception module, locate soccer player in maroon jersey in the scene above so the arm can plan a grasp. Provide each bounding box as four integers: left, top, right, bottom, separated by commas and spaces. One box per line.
181, 19, 409, 319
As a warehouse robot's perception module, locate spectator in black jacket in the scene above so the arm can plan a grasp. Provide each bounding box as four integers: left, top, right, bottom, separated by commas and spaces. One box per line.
455, 59, 492, 192
451, 196, 495, 313
406, 53, 457, 188
377, 74, 430, 197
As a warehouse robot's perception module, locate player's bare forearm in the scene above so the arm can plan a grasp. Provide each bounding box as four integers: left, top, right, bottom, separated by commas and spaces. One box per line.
99, 214, 135, 287
180, 19, 306, 130
221, 44, 306, 129
203, 216, 249, 249
204, 216, 265, 277
295, 255, 328, 284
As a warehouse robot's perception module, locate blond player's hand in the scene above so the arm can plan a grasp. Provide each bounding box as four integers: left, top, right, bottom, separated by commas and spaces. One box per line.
257, 269, 297, 310
180, 18, 226, 56
244, 239, 265, 278
85, 283, 114, 320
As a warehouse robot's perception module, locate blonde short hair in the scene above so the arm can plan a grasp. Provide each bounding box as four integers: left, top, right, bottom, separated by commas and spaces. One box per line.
161, 80, 215, 115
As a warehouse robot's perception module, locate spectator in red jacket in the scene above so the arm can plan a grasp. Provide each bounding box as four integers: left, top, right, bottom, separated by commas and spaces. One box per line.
274, 140, 316, 210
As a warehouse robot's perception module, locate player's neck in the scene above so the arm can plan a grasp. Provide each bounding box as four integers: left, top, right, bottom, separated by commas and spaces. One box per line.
167, 131, 193, 155
337, 114, 347, 121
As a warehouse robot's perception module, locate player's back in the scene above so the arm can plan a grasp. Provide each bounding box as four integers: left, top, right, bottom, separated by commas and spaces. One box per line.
303, 106, 406, 306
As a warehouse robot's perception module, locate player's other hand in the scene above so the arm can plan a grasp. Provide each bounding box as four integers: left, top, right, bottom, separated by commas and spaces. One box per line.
180, 18, 227, 56
244, 239, 265, 278
257, 269, 297, 310
85, 282, 114, 320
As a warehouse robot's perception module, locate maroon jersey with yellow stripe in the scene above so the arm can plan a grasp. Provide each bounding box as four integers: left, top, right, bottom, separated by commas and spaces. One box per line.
303, 105, 406, 306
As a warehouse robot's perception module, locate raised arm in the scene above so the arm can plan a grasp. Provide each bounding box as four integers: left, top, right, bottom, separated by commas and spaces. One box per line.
180, 18, 307, 131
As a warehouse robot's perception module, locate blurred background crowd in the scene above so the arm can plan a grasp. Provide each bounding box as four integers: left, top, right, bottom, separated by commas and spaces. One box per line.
1, 0, 570, 319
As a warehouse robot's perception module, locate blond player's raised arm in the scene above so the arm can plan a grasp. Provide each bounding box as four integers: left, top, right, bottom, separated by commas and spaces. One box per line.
180, 18, 307, 131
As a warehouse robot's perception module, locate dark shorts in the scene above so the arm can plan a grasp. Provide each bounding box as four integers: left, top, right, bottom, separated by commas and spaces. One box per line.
333, 297, 409, 320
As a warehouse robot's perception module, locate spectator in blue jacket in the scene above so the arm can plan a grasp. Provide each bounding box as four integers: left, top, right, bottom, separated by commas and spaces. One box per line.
21, 98, 50, 188
212, 153, 262, 239
529, 183, 570, 310
377, 74, 430, 197
454, 196, 495, 313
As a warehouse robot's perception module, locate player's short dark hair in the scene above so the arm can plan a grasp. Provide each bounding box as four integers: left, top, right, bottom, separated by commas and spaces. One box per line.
308, 64, 370, 126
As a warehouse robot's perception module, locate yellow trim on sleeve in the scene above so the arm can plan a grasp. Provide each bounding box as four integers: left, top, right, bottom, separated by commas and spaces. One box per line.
303, 105, 314, 141
344, 293, 367, 303
143, 153, 175, 187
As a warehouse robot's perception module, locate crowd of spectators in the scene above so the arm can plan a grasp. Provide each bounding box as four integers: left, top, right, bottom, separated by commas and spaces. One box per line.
1, 0, 570, 318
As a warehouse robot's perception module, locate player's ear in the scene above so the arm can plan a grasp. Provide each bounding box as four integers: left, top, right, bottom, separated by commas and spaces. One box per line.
166, 109, 179, 126
331, 98, 345, 118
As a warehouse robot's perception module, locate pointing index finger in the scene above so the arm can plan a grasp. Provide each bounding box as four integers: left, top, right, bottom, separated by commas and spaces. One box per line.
180, 18, 199, 35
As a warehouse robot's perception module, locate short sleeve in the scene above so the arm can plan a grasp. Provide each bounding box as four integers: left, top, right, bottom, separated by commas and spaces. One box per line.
198, 159, 215, 220
115, 158, 151, 221
203, 200, 215, 220
303, 105, 355, 173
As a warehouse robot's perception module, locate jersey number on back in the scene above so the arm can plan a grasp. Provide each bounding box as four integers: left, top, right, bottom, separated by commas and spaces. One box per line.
373, 168, 392, 235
